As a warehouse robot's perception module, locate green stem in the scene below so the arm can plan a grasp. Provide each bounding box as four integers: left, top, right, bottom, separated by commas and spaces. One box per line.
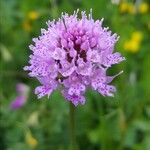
69, 103, 76, 150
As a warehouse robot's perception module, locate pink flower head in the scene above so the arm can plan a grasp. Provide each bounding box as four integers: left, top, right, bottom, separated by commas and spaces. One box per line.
10, 83, 30, 109
24, 10, 125, 106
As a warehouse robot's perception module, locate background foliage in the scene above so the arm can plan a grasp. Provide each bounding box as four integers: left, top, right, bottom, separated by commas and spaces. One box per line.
0, 0, 150, 150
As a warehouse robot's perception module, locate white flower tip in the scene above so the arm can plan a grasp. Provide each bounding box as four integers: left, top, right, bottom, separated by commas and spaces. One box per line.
114, 70, 124, 78
89, 8, 93, 20
101, 18, 104, 23
119, 70, 124, 74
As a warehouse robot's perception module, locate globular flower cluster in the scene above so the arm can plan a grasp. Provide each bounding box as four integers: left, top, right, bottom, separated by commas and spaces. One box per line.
24, 10, 125, 106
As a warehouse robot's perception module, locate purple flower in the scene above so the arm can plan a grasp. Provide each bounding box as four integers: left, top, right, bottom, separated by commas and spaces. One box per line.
24, 10, 125, 106
10, 83, 30, 109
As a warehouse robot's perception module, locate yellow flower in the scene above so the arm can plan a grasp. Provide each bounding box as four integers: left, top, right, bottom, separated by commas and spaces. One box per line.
120, 2, 136, 14
25, 131, 38, 149
131, 31, 143, 42
28, 11, 39, 20
127, 3, 136, 14
139, 2, 149, 14
119, 2, 128, 13
124, 40, 140, 53
22, 21, 32, 32
124, 31, 143, 53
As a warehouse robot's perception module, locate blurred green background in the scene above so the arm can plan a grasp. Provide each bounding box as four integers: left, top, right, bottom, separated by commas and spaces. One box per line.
0, 0, 150, 150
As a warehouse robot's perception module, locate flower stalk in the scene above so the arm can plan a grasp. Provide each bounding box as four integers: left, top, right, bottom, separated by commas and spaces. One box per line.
69, 103, 76, 150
